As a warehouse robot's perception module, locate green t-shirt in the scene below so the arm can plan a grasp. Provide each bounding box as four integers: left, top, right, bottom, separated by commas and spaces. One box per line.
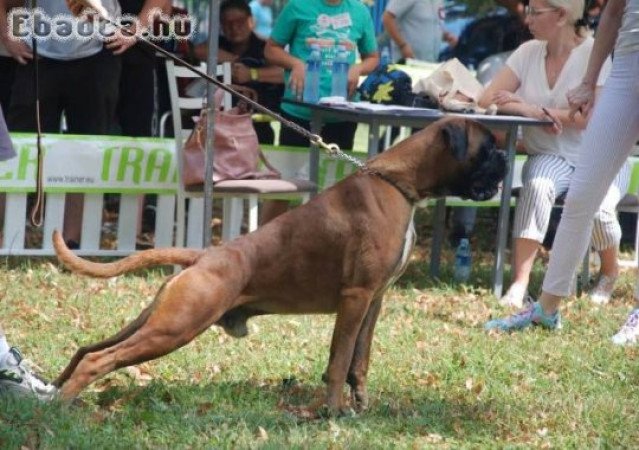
270, 0, 377, 120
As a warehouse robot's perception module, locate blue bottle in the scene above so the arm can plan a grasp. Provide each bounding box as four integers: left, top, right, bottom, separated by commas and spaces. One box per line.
303, 44, 322, 104
453, 238, 472, 283
330, 45, 350, 100
380, 46, 391, 67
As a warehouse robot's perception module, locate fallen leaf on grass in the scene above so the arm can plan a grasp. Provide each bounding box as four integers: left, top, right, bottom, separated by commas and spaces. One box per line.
125, 365, 154, 385
424, 433, 444, 443
465, 377, 484, 396
196, 402, 215, 415
417, 372, 440, 388
256, 426, 268, 441
537, 427, 548, 437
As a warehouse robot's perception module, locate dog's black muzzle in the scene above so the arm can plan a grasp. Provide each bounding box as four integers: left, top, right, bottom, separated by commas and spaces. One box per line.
444, 143, 508, 202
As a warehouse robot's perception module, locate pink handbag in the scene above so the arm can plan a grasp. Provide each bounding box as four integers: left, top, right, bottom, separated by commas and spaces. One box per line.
182, 89, 280, 186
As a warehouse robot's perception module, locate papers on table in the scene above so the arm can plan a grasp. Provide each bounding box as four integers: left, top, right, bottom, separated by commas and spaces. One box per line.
318, 98, 443, 116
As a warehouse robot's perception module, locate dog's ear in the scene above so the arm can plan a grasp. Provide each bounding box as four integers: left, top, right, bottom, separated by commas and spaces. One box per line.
441, 121, 468, 161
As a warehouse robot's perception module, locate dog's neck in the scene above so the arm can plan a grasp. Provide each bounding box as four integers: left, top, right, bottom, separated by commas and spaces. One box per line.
364, 128, 443, 203
360, 167, 420, 204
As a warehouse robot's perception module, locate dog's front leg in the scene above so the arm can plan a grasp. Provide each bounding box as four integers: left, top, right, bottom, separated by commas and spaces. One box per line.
346, 294, 383, 412
323, 287, 375, 416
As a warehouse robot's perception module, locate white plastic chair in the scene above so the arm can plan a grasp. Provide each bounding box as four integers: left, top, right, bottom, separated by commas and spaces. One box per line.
165, 59, 316, 247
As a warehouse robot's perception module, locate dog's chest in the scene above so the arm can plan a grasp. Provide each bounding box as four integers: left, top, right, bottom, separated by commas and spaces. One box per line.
384, 207, 417, 289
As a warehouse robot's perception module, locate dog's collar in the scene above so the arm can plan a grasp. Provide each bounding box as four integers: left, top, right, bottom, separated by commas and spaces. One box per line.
361, 167, 419, 204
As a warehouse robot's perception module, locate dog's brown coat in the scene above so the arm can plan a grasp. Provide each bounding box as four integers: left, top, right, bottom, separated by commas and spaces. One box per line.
52, 117, 505, 416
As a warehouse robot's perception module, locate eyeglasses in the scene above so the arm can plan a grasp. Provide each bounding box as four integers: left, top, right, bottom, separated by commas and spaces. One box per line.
524, 6, 559, 16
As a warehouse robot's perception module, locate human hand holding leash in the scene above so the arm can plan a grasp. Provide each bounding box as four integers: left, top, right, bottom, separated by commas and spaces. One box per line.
104, 27, 137, 55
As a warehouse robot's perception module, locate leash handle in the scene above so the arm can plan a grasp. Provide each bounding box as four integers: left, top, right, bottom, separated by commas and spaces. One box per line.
29, 11, 45, 227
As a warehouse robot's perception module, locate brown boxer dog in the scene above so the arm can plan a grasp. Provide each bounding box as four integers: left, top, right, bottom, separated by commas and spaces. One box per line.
51, 117, 506, 416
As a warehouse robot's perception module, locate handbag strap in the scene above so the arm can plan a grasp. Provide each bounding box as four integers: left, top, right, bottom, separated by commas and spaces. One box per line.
257, 149, 281, 176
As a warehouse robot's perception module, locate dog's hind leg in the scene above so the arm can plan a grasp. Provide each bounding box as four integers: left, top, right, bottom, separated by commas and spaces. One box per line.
56, 268, 243, 400
54, 277, 179, 387
346, 294, 383, 412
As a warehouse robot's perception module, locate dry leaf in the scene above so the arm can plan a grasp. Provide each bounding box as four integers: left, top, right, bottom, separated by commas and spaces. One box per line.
256, 426, 268, 441
465, 378, 473, 391
197, 402, 215, 415
425, 433, 444, 443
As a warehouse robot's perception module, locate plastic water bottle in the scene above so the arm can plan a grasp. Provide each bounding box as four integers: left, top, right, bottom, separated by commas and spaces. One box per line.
453, 238, 472, 283
380, 46, 391, 67
330, 45, 350, 100
303, 44, 321, 104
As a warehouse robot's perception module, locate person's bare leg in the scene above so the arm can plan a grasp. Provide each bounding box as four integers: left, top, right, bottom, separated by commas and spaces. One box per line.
597, 246, 619, 278
511, 237, 540, 287
538, 290, 562, 315
588, 246, 620, 304
500, 237, 539, 307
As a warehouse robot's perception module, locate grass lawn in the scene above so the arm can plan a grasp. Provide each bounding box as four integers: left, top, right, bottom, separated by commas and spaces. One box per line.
1, 208, 638, 449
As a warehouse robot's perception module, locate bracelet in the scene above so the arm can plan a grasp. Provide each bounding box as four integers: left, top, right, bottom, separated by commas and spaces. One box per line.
249, 68, 259, 81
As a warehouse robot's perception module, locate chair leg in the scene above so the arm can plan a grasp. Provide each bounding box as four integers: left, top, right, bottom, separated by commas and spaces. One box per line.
175, 193, 186, 248
247, 196, 259, 233
186, 198, 205, 248
429, 198, 446, 278
221, 198, 233, 241
222, 198, 244, 241
173, 193, 187, 274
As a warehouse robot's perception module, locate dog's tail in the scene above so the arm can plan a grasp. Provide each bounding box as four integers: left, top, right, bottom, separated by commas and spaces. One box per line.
53, 230, 202, 278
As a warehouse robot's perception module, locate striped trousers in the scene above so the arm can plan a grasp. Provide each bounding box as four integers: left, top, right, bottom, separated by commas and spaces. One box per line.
543, 51, 639, 296
513, 153, 630, 251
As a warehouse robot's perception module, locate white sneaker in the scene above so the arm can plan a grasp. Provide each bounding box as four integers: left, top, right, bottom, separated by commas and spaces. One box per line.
589, 274, 617, 305
498, 283, 530, 308
0, 348, 57, 400
611, 309, 639, 346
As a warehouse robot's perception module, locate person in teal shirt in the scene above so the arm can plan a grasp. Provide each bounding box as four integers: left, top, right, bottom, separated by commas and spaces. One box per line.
265, 0, 378, 150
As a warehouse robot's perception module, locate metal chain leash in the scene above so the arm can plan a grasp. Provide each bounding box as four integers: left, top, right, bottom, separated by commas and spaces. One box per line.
100, 16, 362, 166
329, 145, 366, 169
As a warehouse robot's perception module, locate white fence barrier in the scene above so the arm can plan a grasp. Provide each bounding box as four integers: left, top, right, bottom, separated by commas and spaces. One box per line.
0, 134, 360, 256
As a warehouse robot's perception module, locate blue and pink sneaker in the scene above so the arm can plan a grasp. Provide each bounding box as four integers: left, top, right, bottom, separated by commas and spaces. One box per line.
611, 308, 639, 346
485, 302, 561, 332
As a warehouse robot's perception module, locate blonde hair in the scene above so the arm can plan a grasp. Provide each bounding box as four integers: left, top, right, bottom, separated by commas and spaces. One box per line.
547, 0, 588, 35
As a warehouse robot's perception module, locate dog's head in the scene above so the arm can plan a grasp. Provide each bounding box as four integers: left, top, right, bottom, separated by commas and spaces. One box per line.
426, 117, 507, 201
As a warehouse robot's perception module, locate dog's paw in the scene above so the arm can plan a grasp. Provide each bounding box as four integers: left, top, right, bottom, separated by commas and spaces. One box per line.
350, 390, 369, 413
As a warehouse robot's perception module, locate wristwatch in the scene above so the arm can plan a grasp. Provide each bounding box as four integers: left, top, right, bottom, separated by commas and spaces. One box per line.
249, 68, 259, 81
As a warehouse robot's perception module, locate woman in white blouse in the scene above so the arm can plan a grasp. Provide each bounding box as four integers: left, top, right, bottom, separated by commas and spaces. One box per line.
486, 0, 639, 345
479, 0, 629, 311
